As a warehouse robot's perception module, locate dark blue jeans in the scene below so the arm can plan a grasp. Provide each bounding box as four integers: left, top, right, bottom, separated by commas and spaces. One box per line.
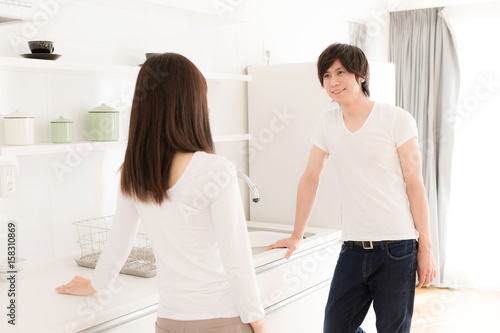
324, 240, 418, 333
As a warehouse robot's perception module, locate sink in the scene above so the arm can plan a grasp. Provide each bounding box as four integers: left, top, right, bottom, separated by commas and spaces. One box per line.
248, 231, 288, 255
247, 226, 315, 255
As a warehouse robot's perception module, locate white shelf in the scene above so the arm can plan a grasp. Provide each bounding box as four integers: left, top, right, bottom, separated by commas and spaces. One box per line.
0, 0, 32, 23
0, 56, 139, 75
0, 141, 126, 156
0, 134, 253, 156
0, 56, 251, 81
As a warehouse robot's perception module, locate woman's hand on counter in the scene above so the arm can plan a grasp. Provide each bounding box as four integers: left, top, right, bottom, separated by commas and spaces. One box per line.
55, 275, 96, 296
266, 236, 301, 260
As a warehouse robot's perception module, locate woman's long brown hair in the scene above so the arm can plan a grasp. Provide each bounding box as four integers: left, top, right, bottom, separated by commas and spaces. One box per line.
121, 53, 214, 204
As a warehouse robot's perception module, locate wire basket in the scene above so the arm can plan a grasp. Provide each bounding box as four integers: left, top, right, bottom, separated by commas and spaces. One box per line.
73, 216, 157, 278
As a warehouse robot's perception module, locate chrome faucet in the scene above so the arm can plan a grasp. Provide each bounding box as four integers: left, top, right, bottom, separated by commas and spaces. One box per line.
237, 172, 260, 203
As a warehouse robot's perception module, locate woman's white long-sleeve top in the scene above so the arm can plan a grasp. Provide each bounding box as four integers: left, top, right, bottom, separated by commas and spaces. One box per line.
91, 152, 265, 323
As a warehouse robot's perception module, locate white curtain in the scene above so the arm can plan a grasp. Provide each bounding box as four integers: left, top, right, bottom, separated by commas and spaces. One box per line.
348, 21, 367, 51
390, 8, 460, 287
443, 3, 500, 291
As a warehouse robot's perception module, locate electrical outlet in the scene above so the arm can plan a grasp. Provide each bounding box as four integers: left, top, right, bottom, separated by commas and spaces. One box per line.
0, 165, 17, 198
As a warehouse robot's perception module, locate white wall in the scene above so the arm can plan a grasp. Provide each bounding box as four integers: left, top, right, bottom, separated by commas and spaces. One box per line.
235, 0, 392, 66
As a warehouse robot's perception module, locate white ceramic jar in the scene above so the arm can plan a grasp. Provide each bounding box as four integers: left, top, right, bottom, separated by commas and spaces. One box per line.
4, 111, 35, 145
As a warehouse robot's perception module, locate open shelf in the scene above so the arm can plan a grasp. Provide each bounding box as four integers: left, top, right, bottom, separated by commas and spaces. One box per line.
0, 0, 32, 23
0, 134, 253, 156
0, 56, 252, 81
0, 56, 139, 75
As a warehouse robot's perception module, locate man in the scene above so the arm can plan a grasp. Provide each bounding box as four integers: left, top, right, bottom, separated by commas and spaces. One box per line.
267, 43, 436, 333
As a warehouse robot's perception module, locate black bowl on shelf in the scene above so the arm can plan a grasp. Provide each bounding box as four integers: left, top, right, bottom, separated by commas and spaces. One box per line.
28, 41, 54, 54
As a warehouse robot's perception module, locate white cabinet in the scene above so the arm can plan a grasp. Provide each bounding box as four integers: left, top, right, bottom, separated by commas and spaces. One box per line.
257, 241, 341, 309
264, 281, 377, 332
104, 312, 157, 333
256, 237, 342, 333
265, 282, 331, 333
85, 309, 158, 333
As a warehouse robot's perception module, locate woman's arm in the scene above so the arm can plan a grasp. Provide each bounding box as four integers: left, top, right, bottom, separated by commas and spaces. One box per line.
56, 188, 141, 295
209, 159, 266, 329
397, 137, 437, 287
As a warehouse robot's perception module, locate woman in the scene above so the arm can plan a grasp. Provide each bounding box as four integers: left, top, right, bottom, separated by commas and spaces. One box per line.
267, 43, 437, 332
56, 53, 267, 333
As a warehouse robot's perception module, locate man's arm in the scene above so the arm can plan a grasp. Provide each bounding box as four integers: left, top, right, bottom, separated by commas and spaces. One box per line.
397, 137, 437, 287
267, 145, 329, 259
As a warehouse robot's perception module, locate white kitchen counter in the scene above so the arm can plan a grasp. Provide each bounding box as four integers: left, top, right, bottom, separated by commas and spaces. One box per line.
0, 221, 341, 333
0, 252, 159, 333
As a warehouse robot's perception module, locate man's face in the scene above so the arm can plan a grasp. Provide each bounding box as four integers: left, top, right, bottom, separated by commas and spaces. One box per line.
322, 59, 364, 104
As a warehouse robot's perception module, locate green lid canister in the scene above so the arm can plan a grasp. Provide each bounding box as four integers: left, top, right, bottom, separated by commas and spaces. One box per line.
88, 103, 120, 141
50, 116, 73, 143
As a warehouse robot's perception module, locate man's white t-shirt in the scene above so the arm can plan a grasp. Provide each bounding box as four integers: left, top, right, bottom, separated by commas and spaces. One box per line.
311, 101, 420, 242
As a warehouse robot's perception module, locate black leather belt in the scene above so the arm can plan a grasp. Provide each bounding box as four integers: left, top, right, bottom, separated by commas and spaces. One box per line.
346, 240, 402, 249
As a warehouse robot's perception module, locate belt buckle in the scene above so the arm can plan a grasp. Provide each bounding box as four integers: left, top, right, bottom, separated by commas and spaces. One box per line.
362, 241, 373, 250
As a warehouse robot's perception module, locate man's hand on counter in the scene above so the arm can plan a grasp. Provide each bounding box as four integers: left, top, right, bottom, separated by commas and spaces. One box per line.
266, 236, 301, 260
55, 275, 97, 296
